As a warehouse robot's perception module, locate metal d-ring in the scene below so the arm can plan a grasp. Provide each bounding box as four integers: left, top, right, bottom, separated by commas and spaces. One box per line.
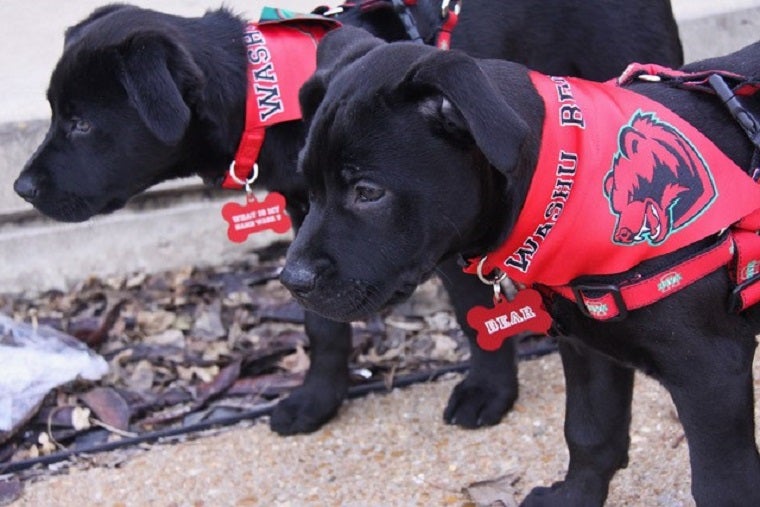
475, 256, 506, 285
476, 256, 507, 303
228, 162, 260, 194
441, 0, 461, 17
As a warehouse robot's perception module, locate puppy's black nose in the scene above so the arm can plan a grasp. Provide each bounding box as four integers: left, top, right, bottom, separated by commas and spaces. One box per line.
280, 262, 318, 298
14, 174, 39, 202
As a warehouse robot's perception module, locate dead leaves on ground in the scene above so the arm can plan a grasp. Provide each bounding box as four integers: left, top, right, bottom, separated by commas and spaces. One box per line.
0, 242, 477, 471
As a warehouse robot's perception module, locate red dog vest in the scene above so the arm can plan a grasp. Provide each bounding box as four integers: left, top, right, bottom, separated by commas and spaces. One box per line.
468, 71, 760, 317
223, 10, 339, 188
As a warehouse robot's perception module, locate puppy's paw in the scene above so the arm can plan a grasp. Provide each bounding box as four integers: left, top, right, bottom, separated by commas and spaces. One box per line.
443, 374, 518, 428
521, 480, 606, 507
269, 384, 345, 435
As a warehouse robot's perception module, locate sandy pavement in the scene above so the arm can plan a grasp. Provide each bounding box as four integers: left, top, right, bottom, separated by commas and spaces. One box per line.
12, 350, 759, 506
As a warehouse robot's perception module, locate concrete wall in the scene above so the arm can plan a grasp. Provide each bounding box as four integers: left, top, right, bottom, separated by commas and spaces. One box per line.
2, 0, 759, 292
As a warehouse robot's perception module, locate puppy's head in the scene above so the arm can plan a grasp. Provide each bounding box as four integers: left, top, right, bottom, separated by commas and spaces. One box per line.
14, 5, 204, 222
281, 28, 532, 321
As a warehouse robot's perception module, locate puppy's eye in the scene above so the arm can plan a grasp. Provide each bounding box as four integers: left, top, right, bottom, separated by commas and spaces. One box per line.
71, 117, 92, 135
354, 183, 385, 203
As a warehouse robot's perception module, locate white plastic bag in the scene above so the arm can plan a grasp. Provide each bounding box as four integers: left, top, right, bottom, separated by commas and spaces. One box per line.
0, 313, 109, 435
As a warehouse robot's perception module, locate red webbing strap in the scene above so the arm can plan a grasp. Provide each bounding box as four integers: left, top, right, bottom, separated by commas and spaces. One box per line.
550, 233, 735, 321
617, 63, 760, 96
436, 7, 458, 49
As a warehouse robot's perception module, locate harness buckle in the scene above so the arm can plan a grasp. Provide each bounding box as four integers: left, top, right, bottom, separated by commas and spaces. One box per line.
571, 283, 628, 321
729, 271, 760, 313
390, 0, 422, 42
709, 74, 760, 150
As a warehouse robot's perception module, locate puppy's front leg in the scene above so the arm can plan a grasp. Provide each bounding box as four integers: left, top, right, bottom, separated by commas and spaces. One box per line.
523, 340, 633, 507
269, 311, 351, 435
661, 327, 760, 506
436, 259, 519, 428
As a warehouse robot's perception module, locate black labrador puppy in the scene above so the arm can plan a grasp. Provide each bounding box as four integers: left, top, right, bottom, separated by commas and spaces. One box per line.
14, 1, 682, 435
282, 27, 760, 506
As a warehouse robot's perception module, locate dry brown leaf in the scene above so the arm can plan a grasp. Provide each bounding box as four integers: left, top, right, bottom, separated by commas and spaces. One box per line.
177, 365, 220, 384
126, 360, 155, 392
80, 387, 131, 431
191, 302, 226, 341
463, 474, 519, 507
200, 340, 232, 362
430, 333, 460, 362
136, 310, 176, 335
228, 372, 304, 397
125, 272, 147, 289
144, 329, 185, 348
384, 315, 425, 332
277, 345, 310, 374
425, 311, 458, 331
196, 361, 241, 403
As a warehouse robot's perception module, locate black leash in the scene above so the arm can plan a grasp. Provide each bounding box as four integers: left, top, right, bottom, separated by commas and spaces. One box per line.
708, 74, 760, 181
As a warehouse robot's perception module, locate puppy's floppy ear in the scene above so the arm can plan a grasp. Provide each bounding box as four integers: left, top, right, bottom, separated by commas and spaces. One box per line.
402, 50, 529, 175
117, 32, 204, 146
299, 26, 384, 121
64, 4, 134, 48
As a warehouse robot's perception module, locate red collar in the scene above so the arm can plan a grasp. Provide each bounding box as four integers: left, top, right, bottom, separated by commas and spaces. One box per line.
466, 69, 760, 318
222, 15, 339, 189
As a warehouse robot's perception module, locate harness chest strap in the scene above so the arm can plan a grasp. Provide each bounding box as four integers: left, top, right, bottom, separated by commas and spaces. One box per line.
549, 233, 734, 320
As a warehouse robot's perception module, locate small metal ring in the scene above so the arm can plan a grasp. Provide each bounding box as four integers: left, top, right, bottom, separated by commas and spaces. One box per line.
441, 0, 460, 17
228, 162, 259, 190
475, 256, 507, 286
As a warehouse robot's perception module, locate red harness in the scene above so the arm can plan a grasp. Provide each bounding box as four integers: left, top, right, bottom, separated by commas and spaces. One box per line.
222, 13, 339, 189
220, 5, 460, 242
467, 66, 760, 321
222, 4, 459, 189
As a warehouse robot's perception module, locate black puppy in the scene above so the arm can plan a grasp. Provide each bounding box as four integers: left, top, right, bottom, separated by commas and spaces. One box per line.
283, 27, 760, 506
14, 2, 681, 435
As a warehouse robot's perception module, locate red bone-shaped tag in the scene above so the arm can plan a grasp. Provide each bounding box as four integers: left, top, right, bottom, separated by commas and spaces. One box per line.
221, 192, 292, 243
466, 288, 553, 351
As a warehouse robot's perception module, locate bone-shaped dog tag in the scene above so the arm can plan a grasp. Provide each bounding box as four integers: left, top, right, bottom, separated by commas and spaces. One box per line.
221, 192, 292, 243
466, 288, 552, 351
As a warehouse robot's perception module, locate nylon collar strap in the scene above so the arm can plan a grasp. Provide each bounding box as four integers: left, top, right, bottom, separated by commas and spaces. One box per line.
223, 12, 339, 189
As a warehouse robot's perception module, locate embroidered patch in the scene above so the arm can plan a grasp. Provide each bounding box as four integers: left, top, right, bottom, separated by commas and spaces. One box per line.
743, 260, 760, 282
604, 111, 717, 246
586, 302, 609, 318
657, 272, 683, 293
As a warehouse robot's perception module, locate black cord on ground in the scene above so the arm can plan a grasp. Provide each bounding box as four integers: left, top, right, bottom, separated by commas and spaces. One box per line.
2, 341, 556, 475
